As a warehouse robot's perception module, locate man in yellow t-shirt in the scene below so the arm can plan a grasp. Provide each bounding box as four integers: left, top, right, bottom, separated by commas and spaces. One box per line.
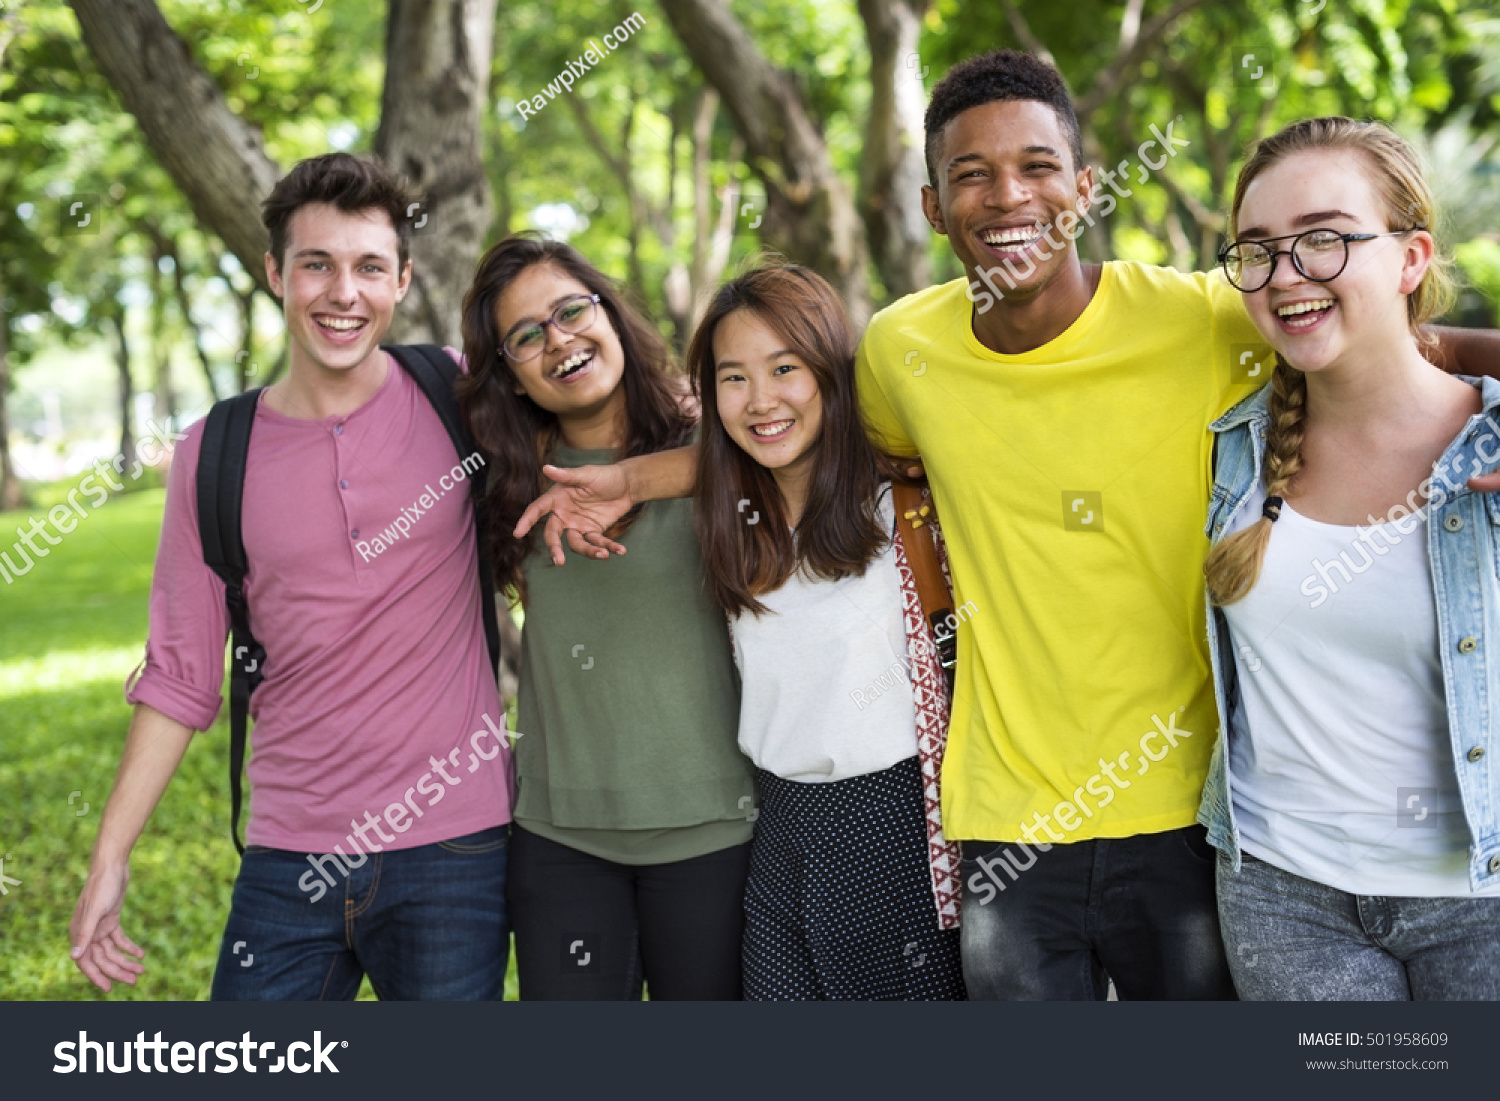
856, 50, 1264, 1001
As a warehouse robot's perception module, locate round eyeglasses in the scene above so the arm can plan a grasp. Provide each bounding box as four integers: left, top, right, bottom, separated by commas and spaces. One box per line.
501, 293, 601, 362
1218, 228, 1415, 293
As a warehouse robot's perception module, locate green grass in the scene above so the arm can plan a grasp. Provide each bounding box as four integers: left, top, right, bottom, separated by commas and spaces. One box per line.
0, 487, 519, 1000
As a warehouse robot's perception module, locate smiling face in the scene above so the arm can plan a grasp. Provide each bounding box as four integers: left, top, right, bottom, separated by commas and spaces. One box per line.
922, 98, 1093, 302
713, 309, 824, 482
1233, 148, 1432, 373
265, 202, 410, 373
493, 262, 626, 419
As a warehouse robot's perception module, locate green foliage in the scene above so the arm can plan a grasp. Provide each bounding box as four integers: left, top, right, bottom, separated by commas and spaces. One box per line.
1456, 237, 1500, 322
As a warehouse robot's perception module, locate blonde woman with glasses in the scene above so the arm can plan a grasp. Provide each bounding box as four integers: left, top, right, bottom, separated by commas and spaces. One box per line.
1199, 117, 1500, 1000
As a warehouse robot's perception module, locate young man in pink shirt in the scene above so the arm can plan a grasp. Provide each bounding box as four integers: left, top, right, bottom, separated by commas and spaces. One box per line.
67, 154, 513, 1000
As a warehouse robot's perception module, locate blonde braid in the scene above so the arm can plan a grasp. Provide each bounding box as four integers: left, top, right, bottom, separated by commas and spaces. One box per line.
1204, 359, 1307, 605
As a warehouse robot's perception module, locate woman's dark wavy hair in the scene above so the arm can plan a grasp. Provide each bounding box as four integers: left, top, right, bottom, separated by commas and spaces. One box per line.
689, 263, 885, 617
458, 232, 694, 598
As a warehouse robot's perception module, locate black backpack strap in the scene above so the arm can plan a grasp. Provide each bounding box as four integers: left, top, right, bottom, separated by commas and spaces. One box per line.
197, 387, 265, 855
382, 344, 502, 679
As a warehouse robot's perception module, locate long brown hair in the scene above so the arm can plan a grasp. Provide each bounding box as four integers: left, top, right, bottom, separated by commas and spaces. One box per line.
690, 264, 885, 617
1204, 117, 1454, 606
458, 233, 694, 597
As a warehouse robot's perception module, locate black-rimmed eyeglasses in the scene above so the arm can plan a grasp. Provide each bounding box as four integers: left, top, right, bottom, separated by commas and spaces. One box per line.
501, 293, 601, 362
1218, 228, 1416, 293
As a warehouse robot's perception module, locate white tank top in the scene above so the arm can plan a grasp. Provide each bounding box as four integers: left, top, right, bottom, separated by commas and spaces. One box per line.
1222, 484, 1498, 897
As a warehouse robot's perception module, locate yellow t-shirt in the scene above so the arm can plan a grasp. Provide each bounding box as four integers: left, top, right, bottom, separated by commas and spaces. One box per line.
856, 261, 1268, 843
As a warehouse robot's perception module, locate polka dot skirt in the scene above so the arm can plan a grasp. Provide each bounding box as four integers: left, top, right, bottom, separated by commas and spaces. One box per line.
743, 755, 966, 1000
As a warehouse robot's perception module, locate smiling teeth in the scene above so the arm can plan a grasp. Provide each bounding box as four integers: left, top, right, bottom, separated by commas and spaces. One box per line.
319, 317, 364, 331
1276, 299, 1334, 317
552, 350, 592, 377
752, 421, 793, 436
984, 226, 1042, 246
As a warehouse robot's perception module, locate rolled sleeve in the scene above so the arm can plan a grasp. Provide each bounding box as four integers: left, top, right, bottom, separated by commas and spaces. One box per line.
125, 420, 230, 732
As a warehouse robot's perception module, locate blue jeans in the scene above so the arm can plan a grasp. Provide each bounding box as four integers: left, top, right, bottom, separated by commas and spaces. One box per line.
1218, 851, 1500, 1000
210, 826, 510, 1000
960, 825, 1236, 1000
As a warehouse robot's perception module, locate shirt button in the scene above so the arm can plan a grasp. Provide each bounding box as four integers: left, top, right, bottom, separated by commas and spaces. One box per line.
1459, 636, 1479, 654
351, 529, 360, 540
1444, 514, 1464, 532
340, 479, 349, 490
1469, 746, 1486, 763
334, 424, 344, 436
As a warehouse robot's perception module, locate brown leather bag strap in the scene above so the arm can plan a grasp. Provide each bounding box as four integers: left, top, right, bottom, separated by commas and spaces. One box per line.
892, 482, 957, 691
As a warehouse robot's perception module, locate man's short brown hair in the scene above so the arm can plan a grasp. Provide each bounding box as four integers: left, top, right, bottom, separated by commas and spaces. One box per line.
261, 153, 414, 274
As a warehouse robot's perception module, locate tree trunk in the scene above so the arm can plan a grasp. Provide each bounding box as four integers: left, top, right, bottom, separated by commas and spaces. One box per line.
657, 0, 872, 323
109, 306, 138, 478
689, 87, 720, 316
375, 0, 498, 345
69, 0, 281, 295
235, 284, 256, 393
148, 238, 178, 427
857, 0, 932, 302
72, 0, 498, 347
159, 233, 222, 403
0, 270, 25, 512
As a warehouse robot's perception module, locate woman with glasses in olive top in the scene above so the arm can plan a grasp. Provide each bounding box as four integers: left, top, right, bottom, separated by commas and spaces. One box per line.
458, 233, 755, 1000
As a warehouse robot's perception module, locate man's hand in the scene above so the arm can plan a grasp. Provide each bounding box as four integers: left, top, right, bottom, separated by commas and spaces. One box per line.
66, 703, 192, 992
69, 861, 145, 993
515, 464, 635, 566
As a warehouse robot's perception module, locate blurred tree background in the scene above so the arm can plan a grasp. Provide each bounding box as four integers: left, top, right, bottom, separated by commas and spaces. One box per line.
0, 0, 1498, 998
2, 0, 1498, 512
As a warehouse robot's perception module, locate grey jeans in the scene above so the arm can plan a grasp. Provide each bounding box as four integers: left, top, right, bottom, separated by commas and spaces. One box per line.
1218, 851, 1500, 1000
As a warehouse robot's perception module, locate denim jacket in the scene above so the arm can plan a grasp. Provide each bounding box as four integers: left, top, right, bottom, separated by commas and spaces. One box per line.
1198, 376, 1500, 892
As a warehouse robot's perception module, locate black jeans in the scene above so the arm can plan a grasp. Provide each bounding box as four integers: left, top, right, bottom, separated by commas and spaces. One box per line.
959, 824, 1236, 1000
508, 824, 750, 1000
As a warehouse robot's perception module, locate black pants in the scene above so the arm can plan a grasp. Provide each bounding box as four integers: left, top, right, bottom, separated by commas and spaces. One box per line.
508, 824, 750, 1000
959, 824, 1237, 1000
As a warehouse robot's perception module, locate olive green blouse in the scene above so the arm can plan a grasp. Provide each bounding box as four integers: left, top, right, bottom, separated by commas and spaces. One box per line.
512, 443, 755, 864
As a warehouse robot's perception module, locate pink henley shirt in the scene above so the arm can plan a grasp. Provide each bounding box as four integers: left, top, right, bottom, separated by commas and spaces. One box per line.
127, 352, 512, 852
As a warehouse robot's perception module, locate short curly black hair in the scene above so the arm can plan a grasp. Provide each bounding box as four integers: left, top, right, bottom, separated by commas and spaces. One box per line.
924, 50, 1084, 186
